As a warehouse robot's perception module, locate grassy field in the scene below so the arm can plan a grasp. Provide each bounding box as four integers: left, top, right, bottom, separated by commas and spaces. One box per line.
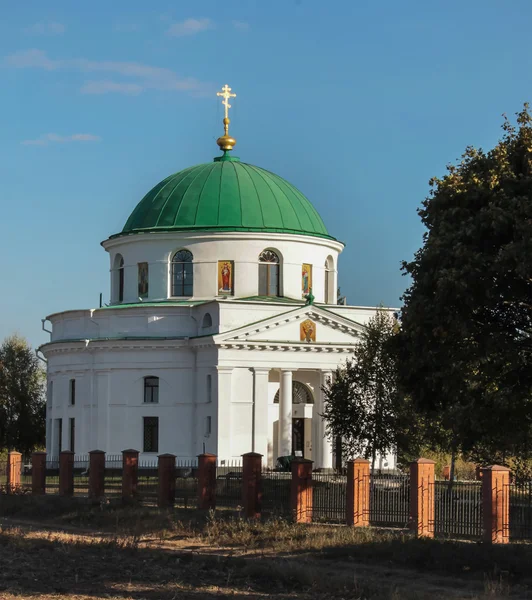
0, 499, 531, 599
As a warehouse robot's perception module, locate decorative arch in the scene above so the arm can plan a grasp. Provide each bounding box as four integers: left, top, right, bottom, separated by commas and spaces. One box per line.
274, 381, 314, 404
171, 249, 193, 297
325, 256, 334, 304
113, 254, 125, 303
258, 249, 281, 297
202, 313, 213, 328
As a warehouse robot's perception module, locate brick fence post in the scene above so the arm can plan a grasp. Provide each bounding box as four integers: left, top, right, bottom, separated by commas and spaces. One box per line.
197, 453, 217, 510
89, 450, 106, 500
346, 458, 370, 526
242, 452, 262, 519
32, 452, 47, 495
482, 465, 510, 544
291, 458, 313, 524
157, 454, 176, 508
59, 450, 74, 497
7, 451, 22, 493
122, 449, 139, 501
410, 458, 435, 538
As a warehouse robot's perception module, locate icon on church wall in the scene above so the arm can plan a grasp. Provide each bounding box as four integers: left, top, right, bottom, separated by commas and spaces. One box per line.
218, 260, 234, 295
138, 262, 149, 299
302, 263, 312, 298
300, 319, 316, 343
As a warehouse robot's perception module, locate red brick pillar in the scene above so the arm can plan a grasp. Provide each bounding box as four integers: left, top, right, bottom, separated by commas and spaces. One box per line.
291, 459, 313, 524
242, 452, 262, 519
88, 450, 106, 500
7, 451, 22, 493
482, 465, 510, 544
31, 452, 47, 495
59, 451, 74, 497
409, 458, 435, 538
197, 453, 217, 510
157, 454, 176, 508
122, 449, 139, 501
346, 458, 370, 526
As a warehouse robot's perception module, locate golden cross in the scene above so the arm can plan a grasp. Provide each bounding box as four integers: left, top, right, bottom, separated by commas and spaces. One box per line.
217, 84, 236, 119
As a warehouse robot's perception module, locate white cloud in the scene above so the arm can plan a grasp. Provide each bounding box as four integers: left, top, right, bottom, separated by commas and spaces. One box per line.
21, 133, 101, 146
232, 20, 249, 31
4, 49, 209, 96
166, 18, 214, 37
24, 22, 65, 35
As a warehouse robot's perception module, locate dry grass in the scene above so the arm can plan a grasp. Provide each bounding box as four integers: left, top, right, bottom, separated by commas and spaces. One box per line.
0, 500, 530, 599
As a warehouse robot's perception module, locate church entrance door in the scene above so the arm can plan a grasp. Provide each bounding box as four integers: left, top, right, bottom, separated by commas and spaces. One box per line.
292, 418, 305, 456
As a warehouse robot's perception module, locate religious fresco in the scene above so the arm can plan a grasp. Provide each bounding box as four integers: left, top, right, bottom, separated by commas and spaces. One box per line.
138, 262, 149, 299
218, 260, 234, 295
302, 263, 312, 297
300, 319, 316, 343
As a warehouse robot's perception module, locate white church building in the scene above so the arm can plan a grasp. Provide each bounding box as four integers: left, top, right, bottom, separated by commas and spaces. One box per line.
40, 85, 395, 469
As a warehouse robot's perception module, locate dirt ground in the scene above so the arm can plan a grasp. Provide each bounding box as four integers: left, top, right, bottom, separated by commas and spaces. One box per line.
0, 502, 530, 599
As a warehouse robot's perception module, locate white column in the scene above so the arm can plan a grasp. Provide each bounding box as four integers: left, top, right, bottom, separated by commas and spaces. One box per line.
216, 367, 233, 461
318, 371, 333, 469
253, 368, 270, 458
278, 370, 293, 457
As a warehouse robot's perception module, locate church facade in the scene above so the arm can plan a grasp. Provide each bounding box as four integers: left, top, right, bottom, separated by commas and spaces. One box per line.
40, 86, 396, 469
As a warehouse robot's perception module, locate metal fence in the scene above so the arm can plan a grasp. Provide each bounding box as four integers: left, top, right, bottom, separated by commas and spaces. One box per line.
0, 460, 6, 487
370, 471, 410, 528
262, 470, 291, 516
175, 459, 198, 509
509, 481, 532, 540
313, 473, 347, 523
215, 461, 243, 509
136, 459, 158, 502
433, 481, 483, 539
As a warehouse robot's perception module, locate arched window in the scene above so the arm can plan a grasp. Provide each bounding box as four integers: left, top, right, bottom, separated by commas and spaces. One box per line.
113, 254, 125, 303
144, 376, 159, 403
274, 381, 314, 404
202, 313, 213, 328
258, 250, 280, 297
171, 250, 193, 297
324, 257, 333, 304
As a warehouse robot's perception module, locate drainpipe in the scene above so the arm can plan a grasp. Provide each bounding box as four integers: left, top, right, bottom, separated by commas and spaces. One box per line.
41, 318, 52, 338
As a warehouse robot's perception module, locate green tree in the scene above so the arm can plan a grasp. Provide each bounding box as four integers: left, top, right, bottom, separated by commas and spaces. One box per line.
399, 104, 532, 469
0, 335, 45, 454
322, 308, 401, 468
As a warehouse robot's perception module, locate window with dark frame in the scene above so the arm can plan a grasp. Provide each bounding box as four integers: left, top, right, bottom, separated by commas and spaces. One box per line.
258, 250, 280, 297
171, 250, 194, 297
69, 379, 76, 405
57, 418, 62, 456
143, 417, 159, 452
144, 377, 159, 403
69, 418, 75, 453
118, 257, 124, 302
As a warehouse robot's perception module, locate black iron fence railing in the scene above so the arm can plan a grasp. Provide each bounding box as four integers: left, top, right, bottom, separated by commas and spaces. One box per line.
509, 481, 532, 540
313, 473, 347, 523
175, 459, 198, 509
136, 459, 158, 502
370, 471, 410, 528
262, 470, 291, 517
215, 461, 243, 509
432, 481, 483, 539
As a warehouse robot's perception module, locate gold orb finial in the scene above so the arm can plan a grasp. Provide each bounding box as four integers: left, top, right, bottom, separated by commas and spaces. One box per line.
216, 84, 237, 151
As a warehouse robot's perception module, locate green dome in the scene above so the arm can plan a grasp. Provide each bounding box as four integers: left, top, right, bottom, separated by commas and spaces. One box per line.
118, 155, 333, 239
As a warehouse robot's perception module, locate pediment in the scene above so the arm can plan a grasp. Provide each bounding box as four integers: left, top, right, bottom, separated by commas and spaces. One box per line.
215, 305, 365, 348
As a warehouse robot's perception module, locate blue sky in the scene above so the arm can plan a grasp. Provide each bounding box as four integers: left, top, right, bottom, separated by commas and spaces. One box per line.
1, 0, 532, 349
